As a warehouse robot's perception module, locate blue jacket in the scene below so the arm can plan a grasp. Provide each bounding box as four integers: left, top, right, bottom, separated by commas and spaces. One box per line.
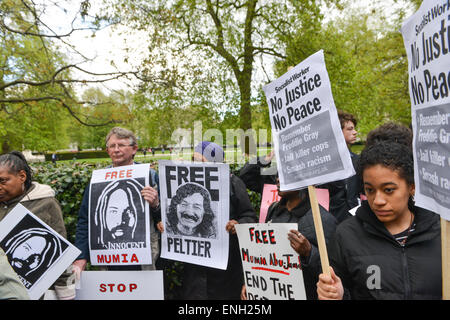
74, 166, 160, 261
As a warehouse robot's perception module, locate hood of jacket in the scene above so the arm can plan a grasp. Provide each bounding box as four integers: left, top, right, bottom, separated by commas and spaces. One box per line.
355, 200, 440, 245
20, 182, 55, 202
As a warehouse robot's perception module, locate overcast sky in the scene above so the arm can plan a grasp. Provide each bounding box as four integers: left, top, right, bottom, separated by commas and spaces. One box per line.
40, 0, 418, 95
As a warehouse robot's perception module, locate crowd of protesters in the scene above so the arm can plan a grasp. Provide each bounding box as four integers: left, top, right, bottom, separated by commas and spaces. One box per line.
0, 111, 443, 300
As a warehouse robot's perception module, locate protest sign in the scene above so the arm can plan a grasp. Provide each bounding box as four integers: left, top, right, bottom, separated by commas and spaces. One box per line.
263, 50, 355, 192
159, 160, 230, 270
236, 223, 306, 300
263, 51, 352, 276
401, 0, 450, 220
259, 184, 329, 223
76, 271, 164, 300
259, 184, 281, 223
401, 0, 450, 299
0, 204, 80, 300
88, 163, 152, 266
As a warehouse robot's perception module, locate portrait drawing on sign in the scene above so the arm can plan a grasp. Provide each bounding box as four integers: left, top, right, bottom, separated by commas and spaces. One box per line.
91, 178, 146, 249
166, 183, 217, 239
0, 214, 68, 289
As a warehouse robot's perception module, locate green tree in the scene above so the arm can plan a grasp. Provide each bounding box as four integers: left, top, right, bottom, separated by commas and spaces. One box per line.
101, 0, 342, 152
0, 0, 140, 152
68, 88, 137, 149
279, 1, 417, 138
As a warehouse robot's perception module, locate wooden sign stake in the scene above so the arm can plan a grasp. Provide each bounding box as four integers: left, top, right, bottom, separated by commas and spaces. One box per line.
442, 218, 450, 299
308, 185, 330, 276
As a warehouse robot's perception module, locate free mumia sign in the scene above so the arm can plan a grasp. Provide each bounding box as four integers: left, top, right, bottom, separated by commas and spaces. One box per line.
88, 164, 152, 266
0, 204, 81, 300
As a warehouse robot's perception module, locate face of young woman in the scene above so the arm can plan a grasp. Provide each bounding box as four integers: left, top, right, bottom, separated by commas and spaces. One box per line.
363, 164, 415, 233
0, 167, 26, 202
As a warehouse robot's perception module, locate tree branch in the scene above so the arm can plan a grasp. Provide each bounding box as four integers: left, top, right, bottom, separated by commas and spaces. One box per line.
0, 96, 120, 127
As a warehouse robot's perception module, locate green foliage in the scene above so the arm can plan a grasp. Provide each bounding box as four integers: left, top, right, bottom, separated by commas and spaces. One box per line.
102, 0, 341, 136
0, 0, 77, 152
31, 161, 108, 243
279, 3, 415, 139
44, 150, 109, 161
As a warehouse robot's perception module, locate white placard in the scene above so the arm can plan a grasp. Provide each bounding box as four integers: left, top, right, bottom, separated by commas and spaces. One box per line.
0, 203, 81, 300
235, 223, 306, 300
88, 163, 152, 265
75, 271, 164, 300
158, 160, 230, 270
263, 50, 355, 191
401, 0, 450, 220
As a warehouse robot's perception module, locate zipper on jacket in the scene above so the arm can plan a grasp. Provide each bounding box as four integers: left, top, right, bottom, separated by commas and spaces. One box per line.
401, 246, 412, 299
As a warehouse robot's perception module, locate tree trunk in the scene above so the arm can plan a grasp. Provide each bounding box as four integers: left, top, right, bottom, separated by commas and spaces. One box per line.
1, 139, 10, 154
237, 73, 255, 156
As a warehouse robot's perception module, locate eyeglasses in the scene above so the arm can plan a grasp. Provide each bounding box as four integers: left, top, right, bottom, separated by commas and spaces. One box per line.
106, 143, 133, 150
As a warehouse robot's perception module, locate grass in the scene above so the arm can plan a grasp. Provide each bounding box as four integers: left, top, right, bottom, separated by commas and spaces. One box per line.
50, 147, 274, 165
47, 145, 364, 165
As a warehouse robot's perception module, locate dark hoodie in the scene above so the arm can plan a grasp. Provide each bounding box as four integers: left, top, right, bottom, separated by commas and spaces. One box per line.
330, 200, 442, 300
266, 195, 337, 300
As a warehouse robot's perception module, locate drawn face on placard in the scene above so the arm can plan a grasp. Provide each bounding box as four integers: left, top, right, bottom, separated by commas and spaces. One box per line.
176, 193, 205, 232
105, 189, 136, 239
10, 235, 47, 273
166, 183, 217, 239
92, 178, 145, 248
0, 214, 67, 289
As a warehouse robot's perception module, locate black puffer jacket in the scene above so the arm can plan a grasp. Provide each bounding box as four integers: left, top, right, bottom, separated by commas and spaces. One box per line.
266, 195, 337, 300
318, 151, 361, 224
330, 201, 442, 300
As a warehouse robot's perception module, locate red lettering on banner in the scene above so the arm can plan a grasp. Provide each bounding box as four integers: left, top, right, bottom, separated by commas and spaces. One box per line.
130, 254, 139, 263
270, 189, 280, 202
105, 169, 134, 180
96, 253, 139, 264
248, 227, 276, 244
99, 283, 139, 293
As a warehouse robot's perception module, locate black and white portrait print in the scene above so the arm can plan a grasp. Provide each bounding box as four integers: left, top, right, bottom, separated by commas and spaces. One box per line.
166, 182, 217, 239
90, 178, 146, 250
0, 214, 68, 289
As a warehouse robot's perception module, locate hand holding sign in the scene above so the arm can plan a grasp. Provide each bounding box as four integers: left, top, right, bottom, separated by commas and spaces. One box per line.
226, 219, 239, 234
141, 186, 159, 208
316, 266, 344, 300
287, 230, 311, 258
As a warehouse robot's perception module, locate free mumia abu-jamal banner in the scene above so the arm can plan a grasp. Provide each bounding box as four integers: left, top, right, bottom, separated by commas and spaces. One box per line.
0, 204, 80, 300
88, 164, 152, 266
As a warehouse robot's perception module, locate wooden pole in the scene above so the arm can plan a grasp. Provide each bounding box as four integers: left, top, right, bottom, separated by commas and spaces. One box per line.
308, 185, 330, 276
442, 217, 450, 299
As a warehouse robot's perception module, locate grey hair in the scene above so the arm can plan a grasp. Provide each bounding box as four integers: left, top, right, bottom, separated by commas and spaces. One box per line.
105, 127, 137, 147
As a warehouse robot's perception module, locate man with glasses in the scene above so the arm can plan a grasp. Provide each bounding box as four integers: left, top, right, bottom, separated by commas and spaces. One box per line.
72, 127, 161, 274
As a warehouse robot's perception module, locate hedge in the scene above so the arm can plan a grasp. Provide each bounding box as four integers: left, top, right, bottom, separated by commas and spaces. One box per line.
44, 150, 109, 161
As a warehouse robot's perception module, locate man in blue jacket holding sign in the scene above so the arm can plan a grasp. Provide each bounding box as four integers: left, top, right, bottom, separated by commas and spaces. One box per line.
73, 127, 161, 274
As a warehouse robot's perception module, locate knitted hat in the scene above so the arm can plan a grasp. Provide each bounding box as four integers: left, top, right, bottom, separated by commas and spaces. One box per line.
194, 141, 224, 163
